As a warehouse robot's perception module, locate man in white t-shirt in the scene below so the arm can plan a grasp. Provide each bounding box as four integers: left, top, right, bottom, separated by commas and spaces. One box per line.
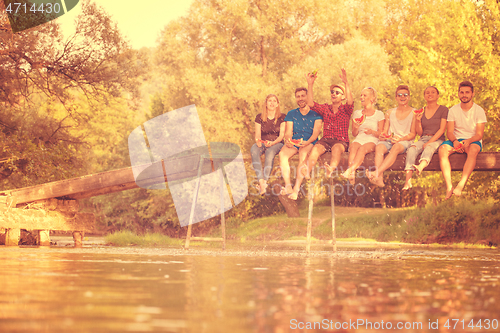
438, 81, 487, 199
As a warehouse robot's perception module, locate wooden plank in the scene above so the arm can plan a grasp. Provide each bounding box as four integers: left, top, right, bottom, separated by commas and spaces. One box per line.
0, 208, 95, 232
316, 151, 500, 172
2, 152, 499, 206
2, 157, 213, 205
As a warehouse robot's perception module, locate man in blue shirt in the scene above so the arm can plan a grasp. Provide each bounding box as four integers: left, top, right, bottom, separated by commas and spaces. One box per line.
279, 87, 322, 199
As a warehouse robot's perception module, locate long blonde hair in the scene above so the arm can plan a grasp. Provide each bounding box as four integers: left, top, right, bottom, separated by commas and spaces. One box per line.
262, 94, 281, 125
362, 87, 378, 104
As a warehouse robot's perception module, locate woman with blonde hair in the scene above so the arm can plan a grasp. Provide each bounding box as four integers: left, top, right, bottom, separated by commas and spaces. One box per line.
251, 94, 286, 195
341, 87, 385, 184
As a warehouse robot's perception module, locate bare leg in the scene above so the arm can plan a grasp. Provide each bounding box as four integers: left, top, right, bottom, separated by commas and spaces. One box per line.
302, 144, 326, 179
325, 144, 346, 177
371, 143, 405, 187
342, 143, 375, 184
279, 146, 297, 195
453, 144, 481, 196
373, 143, 386, 176
402, 170, 413, 190
367, 144, 387, 180
259, 179, 268, 195
290, 145, 314, 200
439, 144, 455, 200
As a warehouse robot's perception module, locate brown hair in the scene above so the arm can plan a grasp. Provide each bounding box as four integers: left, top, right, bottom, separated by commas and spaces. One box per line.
459, 81, 474, 93
262, 94, 281, 125
395, 85, 410, 95
424, 86, 440, 95
295, 87, 308, 95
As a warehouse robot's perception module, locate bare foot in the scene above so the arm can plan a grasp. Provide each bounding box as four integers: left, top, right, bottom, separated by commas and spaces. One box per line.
402, 180, 412, 191
413, 163, 424, 176
366, 170, 377, 180
300, 165, 310, 179
371, 176, 385, 187
453, 184, 464, 197
259, 181, 268, 195
445, 188, 453, 200
324, 162, 334, 177
288, 191, 298, 200
341, 170, 355, 184
280, 185, 293, 196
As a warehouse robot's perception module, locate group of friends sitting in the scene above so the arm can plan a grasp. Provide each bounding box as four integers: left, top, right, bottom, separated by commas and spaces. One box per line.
250, 69, 487, 201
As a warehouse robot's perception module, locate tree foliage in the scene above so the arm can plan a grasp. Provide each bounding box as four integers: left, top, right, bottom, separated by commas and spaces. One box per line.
0, 0, 144, 188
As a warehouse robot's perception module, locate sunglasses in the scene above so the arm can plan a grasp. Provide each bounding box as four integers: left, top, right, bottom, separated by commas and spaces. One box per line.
330, 90, 343, 96
397, 93, 409, 97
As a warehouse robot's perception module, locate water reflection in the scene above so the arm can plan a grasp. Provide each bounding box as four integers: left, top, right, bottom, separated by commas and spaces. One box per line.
0, 247, 499, 332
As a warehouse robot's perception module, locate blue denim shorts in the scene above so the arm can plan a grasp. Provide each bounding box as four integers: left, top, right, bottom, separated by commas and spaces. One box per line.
378, 140, 412, 153
441, 138, 482, 152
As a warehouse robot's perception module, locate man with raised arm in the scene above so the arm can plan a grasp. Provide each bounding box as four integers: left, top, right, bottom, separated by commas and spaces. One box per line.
301, 69, 354, 179
438, 81, 487, 199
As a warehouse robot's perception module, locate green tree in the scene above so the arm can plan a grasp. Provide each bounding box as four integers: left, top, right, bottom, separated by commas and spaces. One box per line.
383, 0, 500, 200
0, 0, 143, 188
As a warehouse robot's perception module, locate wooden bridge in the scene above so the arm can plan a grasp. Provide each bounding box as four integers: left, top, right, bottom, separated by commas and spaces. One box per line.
1, 152, 499, 247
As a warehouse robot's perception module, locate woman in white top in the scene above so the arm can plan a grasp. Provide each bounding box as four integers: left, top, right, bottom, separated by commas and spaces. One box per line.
341, 87, 384, 184
368, 85, 416, 187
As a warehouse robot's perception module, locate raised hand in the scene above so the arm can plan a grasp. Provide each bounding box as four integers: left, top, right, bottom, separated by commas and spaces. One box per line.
305, 72, 316, 85
339, 68, 348, 84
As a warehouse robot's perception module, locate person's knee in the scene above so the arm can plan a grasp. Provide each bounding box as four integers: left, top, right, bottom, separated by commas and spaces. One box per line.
375, 144, 386, 155
360, 145, 373, 155
438, 145, 448, 157
467, 144, 481, 157
250, 144, 260, 155
332, 144, 344, 155
393, 144, 404, 155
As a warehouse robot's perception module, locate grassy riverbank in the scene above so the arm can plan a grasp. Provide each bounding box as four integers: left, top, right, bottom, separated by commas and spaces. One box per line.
105, 199, 499, 247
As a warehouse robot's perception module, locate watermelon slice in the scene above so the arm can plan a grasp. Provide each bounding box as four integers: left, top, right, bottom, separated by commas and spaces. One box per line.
380, 133, 392, 140
454, 142, 463, 151
413, 108, 424, 115
311, 69, 319, 76
353, 114, 365, 125
288, 138, 303, 145
257, 139, 267, 144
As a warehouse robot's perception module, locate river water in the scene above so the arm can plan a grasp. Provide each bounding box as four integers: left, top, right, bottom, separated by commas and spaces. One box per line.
0, 245, 499, 332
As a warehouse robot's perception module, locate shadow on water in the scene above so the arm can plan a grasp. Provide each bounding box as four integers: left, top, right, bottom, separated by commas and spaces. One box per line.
0, 246, 499, 332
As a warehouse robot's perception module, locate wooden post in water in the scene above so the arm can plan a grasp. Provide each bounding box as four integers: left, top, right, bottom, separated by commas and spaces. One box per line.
330, 178, 336, 252
306, 176, 314, 254
219, 161, 226, 251
38, 230, 51, 246
184, 158, 204, 250
73, 231, 84, 248
5, 228, 20, 246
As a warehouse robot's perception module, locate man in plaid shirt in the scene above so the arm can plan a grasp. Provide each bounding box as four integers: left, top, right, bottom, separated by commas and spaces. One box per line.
306, 69, 354, 177
288, 69, 354, 200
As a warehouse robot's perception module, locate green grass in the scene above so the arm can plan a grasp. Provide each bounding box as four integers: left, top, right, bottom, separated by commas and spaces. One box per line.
211, 199, 499, 247
105, 199, 499, 248
105, 230, 183, 247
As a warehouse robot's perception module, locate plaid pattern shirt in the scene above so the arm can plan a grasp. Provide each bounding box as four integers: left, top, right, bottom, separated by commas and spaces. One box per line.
312, 102, 354, 142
